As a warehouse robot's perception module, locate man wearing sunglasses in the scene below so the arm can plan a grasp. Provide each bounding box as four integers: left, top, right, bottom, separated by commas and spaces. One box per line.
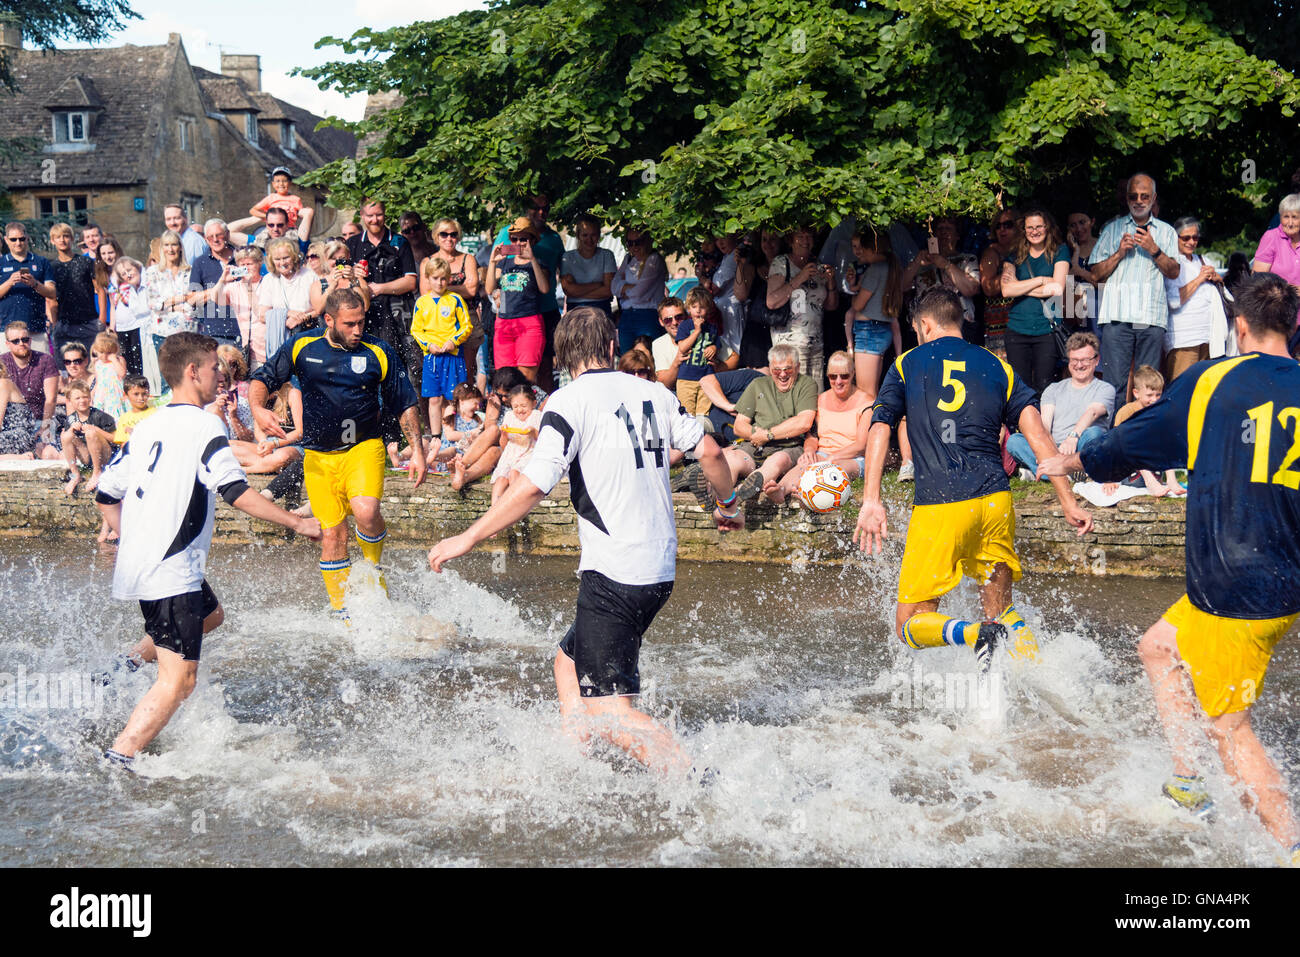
0, 223, 56, 355
1, 321, 59, 444
1088, 173, 1180, 399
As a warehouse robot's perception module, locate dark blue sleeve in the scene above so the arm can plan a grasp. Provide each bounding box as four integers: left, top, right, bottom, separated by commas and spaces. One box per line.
251, 336, 296, 394
1080, 371, 1195, 480
871, 361, 906, 428
381, 341, 419, 415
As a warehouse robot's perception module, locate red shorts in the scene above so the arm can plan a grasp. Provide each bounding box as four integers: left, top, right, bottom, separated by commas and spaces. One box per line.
494, 314, 545, 368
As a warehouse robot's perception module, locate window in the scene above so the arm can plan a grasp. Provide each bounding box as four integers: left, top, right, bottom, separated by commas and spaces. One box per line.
283, 121, 296, 154
177, 116, 195, 153
52, 112, 89, 144
38, 195, 89, 223
181, 194, 202, 225
244, 112, 259, 146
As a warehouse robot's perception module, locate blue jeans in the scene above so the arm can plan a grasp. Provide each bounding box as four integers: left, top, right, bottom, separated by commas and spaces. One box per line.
1007, 425, 1106, 476
617, 307, 660, 355
1100, 321, 1163, 398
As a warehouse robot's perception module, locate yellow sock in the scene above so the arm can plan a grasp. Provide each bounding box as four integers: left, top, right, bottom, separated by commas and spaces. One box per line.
902, 613, 982, 650
320, 558, 351, 611
355, 528, 388, 595
997, 605, 1039, 661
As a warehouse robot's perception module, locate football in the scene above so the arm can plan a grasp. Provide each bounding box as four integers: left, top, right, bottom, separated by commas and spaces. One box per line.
797, 462, 853, 512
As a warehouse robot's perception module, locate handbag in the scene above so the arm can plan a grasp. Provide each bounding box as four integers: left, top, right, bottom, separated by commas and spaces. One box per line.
747, 259, 792, 329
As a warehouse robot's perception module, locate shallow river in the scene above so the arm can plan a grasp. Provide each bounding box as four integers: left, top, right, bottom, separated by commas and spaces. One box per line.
1, 537, 1295, 866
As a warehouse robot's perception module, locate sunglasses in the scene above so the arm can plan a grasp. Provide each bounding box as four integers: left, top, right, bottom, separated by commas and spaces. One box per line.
65, 356, 87, 364
827, 373, 852, 380
438, 231, 459, 239
6, 236, 27, 243
1178, 234, 1200, 243
661, 312, 684, 322
8, 336, 30, 344
306, 254, 320, 260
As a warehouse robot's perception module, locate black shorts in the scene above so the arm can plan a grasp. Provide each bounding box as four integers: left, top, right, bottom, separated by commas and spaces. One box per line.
138, 580, 220, 662
558, 571, 673, 698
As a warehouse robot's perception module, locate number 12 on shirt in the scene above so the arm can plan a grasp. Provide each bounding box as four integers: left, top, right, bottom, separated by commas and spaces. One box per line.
615, 402, 664, 469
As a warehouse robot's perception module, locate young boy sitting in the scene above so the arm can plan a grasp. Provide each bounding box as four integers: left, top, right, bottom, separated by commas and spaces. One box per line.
61, 379, 116, 496
249, 166, 314, 240
410, 256, 473, 449
1106, 365, 1186, 497
112, 375, 158, 445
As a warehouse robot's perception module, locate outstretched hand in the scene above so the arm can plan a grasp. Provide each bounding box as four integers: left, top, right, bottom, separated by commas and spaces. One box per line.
428, 532, 474, 572
852, 500, 889, 554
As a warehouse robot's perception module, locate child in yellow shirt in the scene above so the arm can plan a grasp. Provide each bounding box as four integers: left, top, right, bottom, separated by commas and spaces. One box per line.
410, 256, 473, 445
111, 375, 158, 444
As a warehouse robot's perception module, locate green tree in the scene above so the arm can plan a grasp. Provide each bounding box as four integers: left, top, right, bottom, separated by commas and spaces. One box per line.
299, 0, 1300, 249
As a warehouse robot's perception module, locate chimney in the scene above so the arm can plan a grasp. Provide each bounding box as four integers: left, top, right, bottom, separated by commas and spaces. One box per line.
220, 53, 261, 92
0, 19, 22, 54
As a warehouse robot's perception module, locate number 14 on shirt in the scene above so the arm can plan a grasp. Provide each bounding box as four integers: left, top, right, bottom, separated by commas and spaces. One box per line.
615, 402, 665, 469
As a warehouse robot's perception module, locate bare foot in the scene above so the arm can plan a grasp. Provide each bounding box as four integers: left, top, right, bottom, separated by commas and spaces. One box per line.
386, 441, 403, 468
97, 522, 110, 543
1102, 482, 1118, 495
1168, 485, 1186, 497
87, 471, 101, 492
762, 479, 787, 504
291, 501, 313, 518
450, 458, 466, 491
63, 472, 80, 496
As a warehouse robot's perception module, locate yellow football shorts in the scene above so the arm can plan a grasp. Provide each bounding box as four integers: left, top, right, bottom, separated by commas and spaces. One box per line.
303, 438, 387, 530
1163, 595, 1297, 717
897, 491, 1020, 603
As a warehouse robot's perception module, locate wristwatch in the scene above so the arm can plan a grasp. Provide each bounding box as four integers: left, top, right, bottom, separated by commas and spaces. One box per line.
1067, 430, 1079, 438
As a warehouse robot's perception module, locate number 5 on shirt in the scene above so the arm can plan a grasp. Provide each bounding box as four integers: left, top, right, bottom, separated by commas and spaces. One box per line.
937, 360, 967, 412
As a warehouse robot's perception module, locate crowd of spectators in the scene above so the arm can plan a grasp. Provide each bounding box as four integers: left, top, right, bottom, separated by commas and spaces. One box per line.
2, 167, 1298, 516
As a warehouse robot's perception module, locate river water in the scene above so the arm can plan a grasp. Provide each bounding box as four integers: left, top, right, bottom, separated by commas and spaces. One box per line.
0, 538, 1295, 866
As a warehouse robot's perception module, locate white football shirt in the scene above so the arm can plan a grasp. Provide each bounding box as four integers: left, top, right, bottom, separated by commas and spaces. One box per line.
97, 404, 248, 601
522, 369, 705, 585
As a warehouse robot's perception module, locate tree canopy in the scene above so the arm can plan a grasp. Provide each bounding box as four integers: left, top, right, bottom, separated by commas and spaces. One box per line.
0, 2, 140, 89
298, 0, 1300, 250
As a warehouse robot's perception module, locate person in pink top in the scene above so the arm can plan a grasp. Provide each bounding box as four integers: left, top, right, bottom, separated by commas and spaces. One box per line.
763, 350, 871, 504
1253, 193, 1300, 333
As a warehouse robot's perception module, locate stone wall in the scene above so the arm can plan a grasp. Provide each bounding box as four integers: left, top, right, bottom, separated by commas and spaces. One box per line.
0, 462, 1186, 576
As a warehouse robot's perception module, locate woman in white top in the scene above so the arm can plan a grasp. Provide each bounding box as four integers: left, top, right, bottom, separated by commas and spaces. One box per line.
611, 229, 669, 354
1164, 216, 1225, 381
257, 238, 319, 361
109, 257, 153, 380
766, 226, 839, 378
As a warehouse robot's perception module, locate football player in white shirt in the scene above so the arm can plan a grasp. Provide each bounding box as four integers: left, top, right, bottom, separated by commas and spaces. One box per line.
429, 307, 740, 774
97, 333, 321, 771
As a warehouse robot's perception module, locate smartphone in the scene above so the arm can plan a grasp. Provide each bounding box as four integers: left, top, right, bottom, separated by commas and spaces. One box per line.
229, 266, 249, 279
500, 243, 522, 256
335, 258, 353, 269
927, 236, 940, 254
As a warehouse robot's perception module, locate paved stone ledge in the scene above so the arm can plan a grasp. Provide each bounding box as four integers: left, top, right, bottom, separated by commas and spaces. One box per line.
0, 462, 1186, 576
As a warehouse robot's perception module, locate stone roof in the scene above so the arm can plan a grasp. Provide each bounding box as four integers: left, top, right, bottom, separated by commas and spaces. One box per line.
197, 75, 261, 112
0, 42, 179, 187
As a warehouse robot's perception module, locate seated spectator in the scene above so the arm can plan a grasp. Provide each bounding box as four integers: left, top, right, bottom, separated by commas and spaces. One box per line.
450, 366, 547, 491
1007, 331, 1115, 477
234, 378, 304, 475
680, 343, 816, 510
112, 374, 159, 444
489, 383, 542, 504
2, 321, 59, 443
1105, 365, 1184, 497
57, 341, 90, 414
631, 335, 655, 363
697, 365, 766, 443
206, 355, 255, 443
428, 382, 486, 472
0, 358, 39, 459
651, 297, 687, 389
560, 214, 616, 315
60, 379, 115, 496
765, 350, 871, 504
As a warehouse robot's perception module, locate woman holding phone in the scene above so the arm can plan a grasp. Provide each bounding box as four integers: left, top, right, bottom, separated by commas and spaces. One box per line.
485, 216, 550, 383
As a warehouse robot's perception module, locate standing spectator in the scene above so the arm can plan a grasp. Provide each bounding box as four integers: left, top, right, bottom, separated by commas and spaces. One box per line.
108, 258, 150, 377
764, 350, 872, 503
80, 223, 102, 260
188, 219, 243, 349
1251, 192, 1300, 340
257, 239, 319, 360
2, 321, 58, 441
144, 230, 195, 355
410, 256, 473, 445
674, 287, 722, 415
0, 223, 56, 353
737, 230, 783, 368
340, 221, 361, 243
427, 217, 482, 384
47, 223, 101, 365
485, 217, 550, 383
92, 235, 123, 324
305, 241, 329, 289
848, 228, 905, 402
219, 246, 266, 367
89, 330, 128, 421
346, 198, 419, 385
709, 233, 748, 355
902, 217, 980, 339
1164, 216, 1226, 380
560, 214, 616, 316
1066, 207, 1099, 330
612, 228, 669, 355
316, 241, 371, 313
1088, 173, 1180, 399
1007, 332, 1115, 477
400, 212, 437, 283
1001, 207, 1069, 395
164, 203, 209, 265
494, 195, 564, 383
979, 208, 1022, 358
766, 226, 839, 379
